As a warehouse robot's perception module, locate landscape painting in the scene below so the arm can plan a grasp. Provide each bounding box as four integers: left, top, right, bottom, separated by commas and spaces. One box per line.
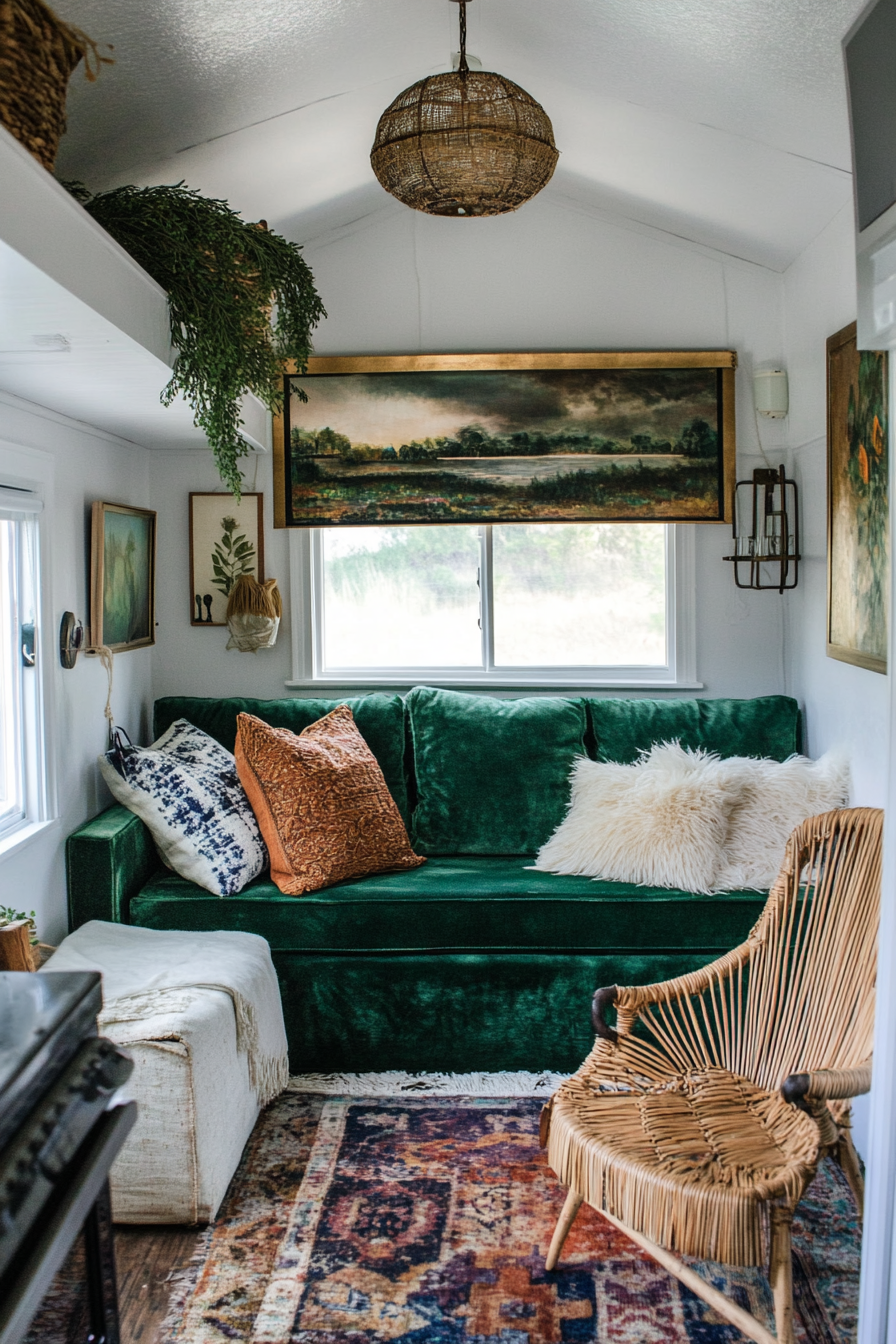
274, 353, 736, 528
827, 322, 889, 673
90, 502, 156, 651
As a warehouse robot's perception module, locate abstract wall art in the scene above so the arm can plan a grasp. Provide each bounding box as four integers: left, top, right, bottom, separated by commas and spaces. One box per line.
827, 322, 889, 674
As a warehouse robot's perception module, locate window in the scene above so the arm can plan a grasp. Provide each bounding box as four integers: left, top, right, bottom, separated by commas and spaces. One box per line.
0, 486, 47, 844
290, 522, 697, 687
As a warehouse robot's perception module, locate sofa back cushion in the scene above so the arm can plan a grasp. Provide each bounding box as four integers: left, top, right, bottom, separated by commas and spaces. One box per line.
586, 695, 802, 765
406, 685, 586, 855
154, 694, 410, 826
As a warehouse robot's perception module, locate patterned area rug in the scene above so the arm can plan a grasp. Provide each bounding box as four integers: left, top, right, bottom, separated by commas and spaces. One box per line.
162, 1093, 860, 1343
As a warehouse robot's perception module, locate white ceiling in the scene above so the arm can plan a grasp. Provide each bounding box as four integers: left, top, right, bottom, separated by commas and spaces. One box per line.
53, 0, 867, 270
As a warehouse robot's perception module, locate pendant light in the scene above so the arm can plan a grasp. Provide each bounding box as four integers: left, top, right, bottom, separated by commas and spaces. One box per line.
370, 0, 559, 218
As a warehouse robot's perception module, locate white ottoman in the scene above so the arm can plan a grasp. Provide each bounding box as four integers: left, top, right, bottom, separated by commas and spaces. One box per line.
102, 987, 260, 1222
41, 921, 288, 1224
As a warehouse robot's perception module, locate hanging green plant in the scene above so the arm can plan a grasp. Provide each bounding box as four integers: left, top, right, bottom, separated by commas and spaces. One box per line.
65, 181, 326, 497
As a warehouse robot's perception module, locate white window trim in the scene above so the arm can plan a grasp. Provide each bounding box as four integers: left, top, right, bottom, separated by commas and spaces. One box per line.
287, 524, 700, 690
0, 439, 57, 857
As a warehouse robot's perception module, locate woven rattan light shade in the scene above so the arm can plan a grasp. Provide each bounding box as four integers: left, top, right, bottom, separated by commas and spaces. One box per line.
371, 71, 558, 217
372, 0, 558, 219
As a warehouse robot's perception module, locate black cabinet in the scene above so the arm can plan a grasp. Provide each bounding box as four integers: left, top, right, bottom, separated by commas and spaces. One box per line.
0, 971, 136, 1344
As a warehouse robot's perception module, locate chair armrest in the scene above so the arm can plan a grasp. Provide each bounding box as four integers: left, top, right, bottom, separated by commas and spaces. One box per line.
598, 938, 756, 1039
66, 805, 158, 929
592, 985, 620, 1042
782, 1063, 872, 1107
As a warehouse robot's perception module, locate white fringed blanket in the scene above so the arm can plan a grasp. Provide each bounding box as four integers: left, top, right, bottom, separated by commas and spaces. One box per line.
41, 920, 288, 1106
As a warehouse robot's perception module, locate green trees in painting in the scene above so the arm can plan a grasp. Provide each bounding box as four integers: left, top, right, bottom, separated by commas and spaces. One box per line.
290, 417, 716, 463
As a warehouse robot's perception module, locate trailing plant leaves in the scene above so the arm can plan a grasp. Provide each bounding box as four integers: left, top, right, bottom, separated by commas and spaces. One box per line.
64, 181, 326, 497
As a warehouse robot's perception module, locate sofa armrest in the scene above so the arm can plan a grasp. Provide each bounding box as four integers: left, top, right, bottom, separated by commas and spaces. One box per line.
66, 806, 158, 929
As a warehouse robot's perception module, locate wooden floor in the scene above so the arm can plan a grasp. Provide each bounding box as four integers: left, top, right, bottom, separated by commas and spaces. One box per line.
115, 1226, 204, 1344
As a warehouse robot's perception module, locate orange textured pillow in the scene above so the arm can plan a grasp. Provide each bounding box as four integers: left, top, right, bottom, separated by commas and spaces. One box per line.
235, 705, 425, 895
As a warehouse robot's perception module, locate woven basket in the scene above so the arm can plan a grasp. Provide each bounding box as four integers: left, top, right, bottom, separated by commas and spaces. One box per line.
0, 0, 110, 170
371, 71, 559, 217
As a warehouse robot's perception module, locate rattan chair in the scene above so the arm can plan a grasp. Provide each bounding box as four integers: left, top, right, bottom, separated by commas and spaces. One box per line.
541, 807, 881, 1344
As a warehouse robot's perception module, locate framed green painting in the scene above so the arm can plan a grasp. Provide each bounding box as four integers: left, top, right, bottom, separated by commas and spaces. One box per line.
827, 322, 889, 674
90, 502, 156, 652
273, 351, 737, 528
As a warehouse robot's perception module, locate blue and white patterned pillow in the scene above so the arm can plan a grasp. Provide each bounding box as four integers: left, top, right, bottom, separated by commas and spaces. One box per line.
98, 719, 267, 897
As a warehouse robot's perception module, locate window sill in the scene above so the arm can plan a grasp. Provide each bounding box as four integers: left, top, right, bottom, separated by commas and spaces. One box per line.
285, 677, 706, 691
0, 817, 59, 863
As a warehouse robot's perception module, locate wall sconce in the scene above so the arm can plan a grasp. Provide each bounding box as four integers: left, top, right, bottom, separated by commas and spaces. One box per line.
59, 611, 84, 668
724, 465, 799, 592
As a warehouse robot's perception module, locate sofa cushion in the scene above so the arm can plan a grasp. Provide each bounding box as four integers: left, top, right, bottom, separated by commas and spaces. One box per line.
97, 720, 266, 897
154, 693, 410, 826
235, 708, 424, 895
587, 695, 802, 765
129, 856, 767, 956
405, 686, 586, 855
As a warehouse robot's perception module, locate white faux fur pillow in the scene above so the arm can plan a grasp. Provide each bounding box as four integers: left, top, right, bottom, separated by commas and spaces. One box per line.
532, 742, 741, 894
713, 752, 849, 890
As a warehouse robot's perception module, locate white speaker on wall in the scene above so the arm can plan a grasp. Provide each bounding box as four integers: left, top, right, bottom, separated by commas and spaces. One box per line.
753, 368, 789, 419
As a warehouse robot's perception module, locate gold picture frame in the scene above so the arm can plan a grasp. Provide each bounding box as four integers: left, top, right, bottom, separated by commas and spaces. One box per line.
90, 502, 157, 652
189, 493, 265, 627
826, 322, 889, 674
273, 351, 737, 528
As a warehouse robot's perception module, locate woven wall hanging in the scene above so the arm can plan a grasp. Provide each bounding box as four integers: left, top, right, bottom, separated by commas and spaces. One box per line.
370, 0, 559, 218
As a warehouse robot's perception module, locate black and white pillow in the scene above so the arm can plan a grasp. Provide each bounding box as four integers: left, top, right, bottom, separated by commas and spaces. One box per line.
98, 719, 267, 897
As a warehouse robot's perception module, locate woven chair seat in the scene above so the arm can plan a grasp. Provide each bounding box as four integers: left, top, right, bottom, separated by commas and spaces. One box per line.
548, 1057, 821, 1266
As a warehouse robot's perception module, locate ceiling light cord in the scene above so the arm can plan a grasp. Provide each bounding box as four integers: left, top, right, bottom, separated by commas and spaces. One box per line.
457, 0, 469, 76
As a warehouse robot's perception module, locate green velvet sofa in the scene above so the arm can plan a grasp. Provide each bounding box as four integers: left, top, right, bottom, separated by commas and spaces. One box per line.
66, 686, 801, 1074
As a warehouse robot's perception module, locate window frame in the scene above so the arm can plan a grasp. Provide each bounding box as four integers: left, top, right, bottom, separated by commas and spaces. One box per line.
0, 441, 56, 859
288, 523, 698, 690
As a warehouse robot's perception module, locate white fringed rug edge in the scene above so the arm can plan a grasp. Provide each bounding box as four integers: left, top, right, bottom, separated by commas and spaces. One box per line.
286, 1070, 569, 1096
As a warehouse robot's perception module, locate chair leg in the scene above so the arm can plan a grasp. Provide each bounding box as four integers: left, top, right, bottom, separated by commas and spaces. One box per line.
769, 1207, 795, 1344
545, 1188, 583, 1271
599, 1207, 778, 1344
837, 1132, 865, 1218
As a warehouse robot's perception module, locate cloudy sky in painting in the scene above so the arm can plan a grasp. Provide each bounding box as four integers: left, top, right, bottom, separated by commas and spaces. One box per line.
288, 368, 719, 447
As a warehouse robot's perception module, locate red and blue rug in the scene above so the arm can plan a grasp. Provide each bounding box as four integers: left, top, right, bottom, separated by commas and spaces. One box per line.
162, 1092, 860, 1343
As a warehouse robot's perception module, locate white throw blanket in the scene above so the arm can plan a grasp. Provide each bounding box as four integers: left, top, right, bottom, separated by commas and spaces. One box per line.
41, 921, 288, 1106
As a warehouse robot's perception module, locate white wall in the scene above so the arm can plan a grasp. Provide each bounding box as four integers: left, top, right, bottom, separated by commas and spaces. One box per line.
0, 393, 152, 944
781, 202, 887, 1160
150, 196, 790, 702
782, 202, 889, 805
150, 446, 294, 699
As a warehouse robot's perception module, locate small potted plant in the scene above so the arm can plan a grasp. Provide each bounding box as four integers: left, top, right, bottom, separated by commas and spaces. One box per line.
66, 182, 326, 497
0, 906, 44, 970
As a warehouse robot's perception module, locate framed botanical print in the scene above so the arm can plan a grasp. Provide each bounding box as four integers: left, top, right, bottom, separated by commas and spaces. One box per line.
90, 502, 156, 652
827, 322, 889, 674
273, 351, 737, 528
189, 493, 264, 626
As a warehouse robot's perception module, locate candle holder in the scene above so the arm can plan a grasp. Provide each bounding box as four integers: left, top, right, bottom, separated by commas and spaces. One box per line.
724, 465, 799, 592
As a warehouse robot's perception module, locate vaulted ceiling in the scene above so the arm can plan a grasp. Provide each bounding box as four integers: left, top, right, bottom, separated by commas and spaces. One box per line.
55, 0, 866, 270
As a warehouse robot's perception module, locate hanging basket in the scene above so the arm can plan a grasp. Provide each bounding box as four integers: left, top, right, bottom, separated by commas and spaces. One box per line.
0, 0, 111, 170
225, 574, 282, 653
